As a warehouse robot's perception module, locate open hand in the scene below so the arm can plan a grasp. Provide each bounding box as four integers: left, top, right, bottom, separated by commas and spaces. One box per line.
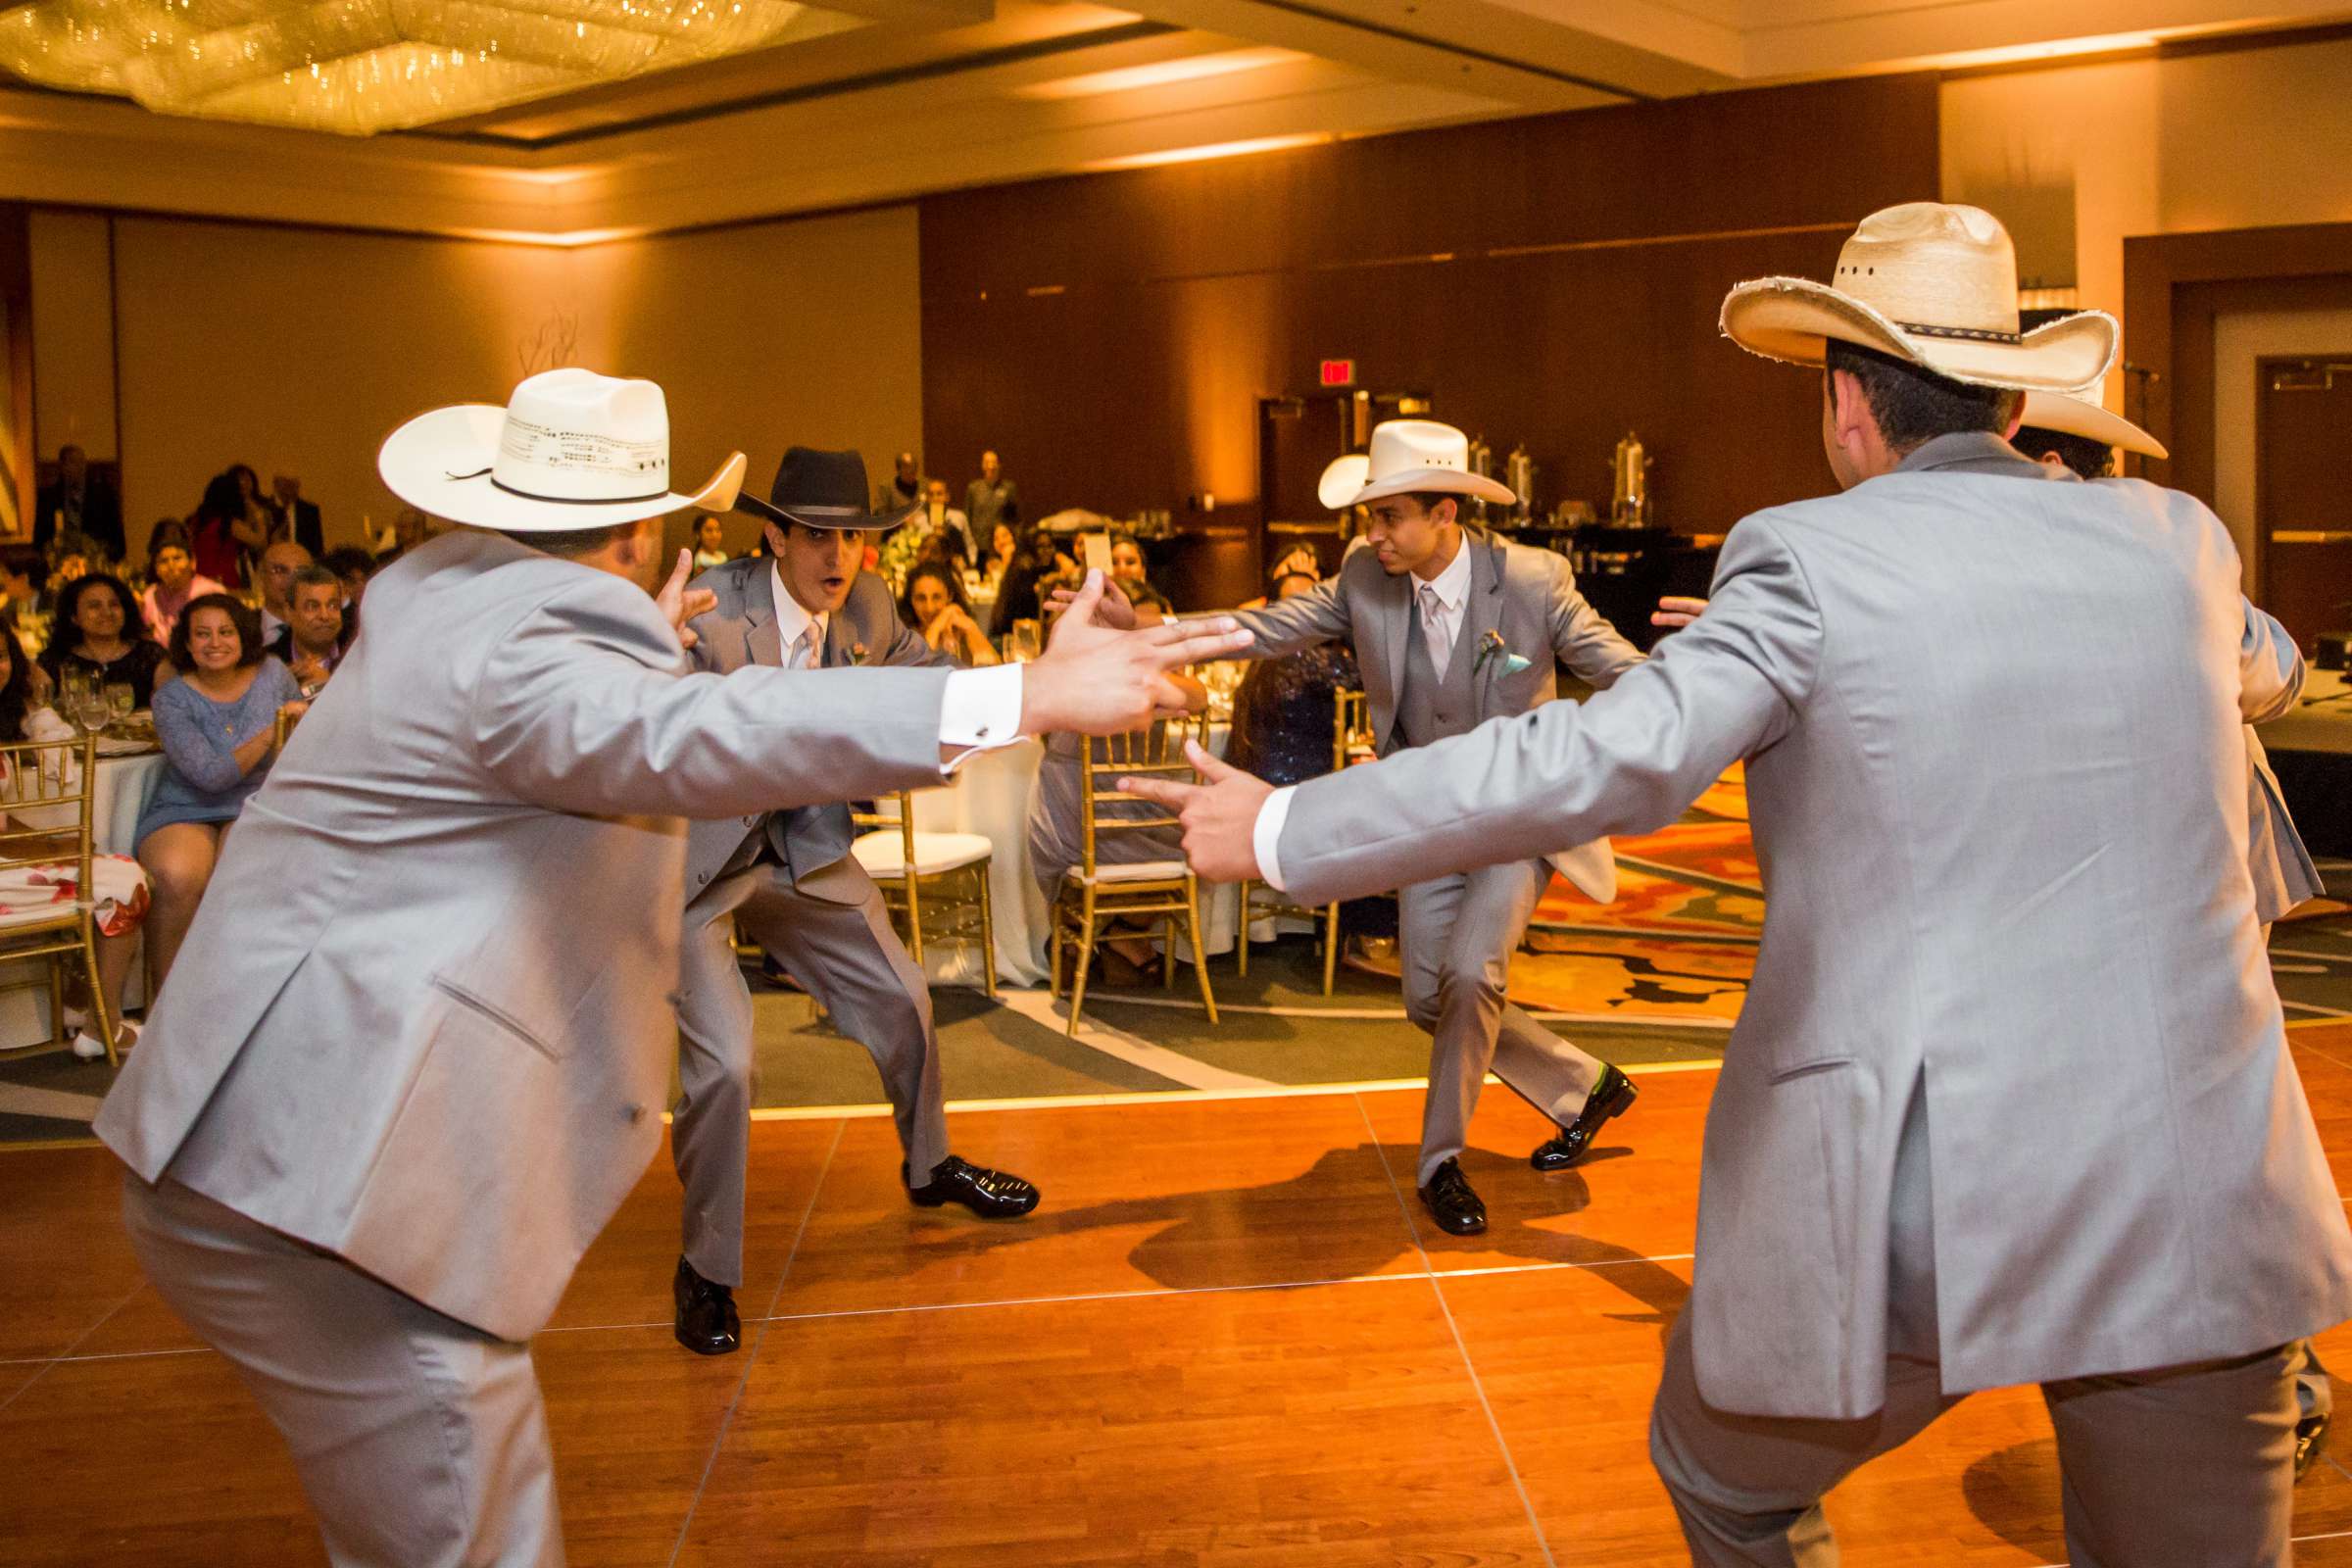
1652, 595, 1708, 630
1021, 571, 1250, 736
658, 549, 719, 649
1115, 741, 1271, 883
1045, 575, 1138, 630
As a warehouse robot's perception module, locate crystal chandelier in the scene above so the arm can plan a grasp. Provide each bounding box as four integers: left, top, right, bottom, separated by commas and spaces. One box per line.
0, 0, 858, 135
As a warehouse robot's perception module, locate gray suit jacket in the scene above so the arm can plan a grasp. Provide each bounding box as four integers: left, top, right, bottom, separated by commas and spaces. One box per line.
681, 562, 954, 905
1232, 528, 1643, 901
94, 530, 955, 1341
1273, 433, 2352, 1418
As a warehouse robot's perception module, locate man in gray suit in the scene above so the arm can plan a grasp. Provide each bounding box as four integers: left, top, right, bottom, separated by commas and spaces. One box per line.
668, 448, 1039, 1357
1128, 206, 2352, 1563
1072, 417, 1646, 1237
92, 370, 1247, 1566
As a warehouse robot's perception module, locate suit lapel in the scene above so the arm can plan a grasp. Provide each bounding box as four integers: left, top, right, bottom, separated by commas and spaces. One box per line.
1459, 535, 1505, 702
1378, 569, 1411, 710
821, 607, 858, 669
743, 563, 783, 669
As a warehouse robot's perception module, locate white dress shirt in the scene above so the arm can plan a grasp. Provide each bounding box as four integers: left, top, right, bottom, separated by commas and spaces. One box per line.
768, 558, 1021, 763
1252, 535, 1472, 891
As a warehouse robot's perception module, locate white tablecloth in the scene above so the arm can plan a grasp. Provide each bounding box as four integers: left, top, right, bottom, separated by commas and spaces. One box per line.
0, 748, 167, 1047
893, 727, 1243, 990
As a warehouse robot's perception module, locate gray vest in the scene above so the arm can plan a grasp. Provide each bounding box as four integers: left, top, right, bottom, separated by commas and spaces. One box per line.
1392, 599, 1478, 753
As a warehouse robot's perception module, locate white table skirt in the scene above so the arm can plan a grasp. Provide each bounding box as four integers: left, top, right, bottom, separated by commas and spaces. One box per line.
892, 728, 1243, 990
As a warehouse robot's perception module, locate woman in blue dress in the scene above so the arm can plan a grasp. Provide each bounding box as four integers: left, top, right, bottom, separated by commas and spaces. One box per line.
134, 592, 307, 988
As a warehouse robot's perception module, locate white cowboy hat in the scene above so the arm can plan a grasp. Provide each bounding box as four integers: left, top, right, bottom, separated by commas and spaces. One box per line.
1720, 203, 2119, 395
1316, 453, 1370, 510
2017, 387, 2169, 460
1336, 420, 1516, 509
378, 368, 746, 533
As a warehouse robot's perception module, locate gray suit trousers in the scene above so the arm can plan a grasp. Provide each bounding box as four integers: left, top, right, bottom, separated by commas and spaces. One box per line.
1397, 858, 1603, 1185
122, 1175, 561, 1568
1648, 1084, 2298, 1566
674, 862, 949, 1286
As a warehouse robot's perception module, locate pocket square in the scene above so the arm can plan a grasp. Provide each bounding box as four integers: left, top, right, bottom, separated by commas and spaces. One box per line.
1500, 653, 1533, 675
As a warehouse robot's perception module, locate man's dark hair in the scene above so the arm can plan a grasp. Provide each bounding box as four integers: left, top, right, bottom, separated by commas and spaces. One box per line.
1825, 339, 2023, 452
496, 522, 640, 560
2013, 426, 2115, 480
321, 546, 376, 582
1398, 492, 1463, 522
168, 591, 264, 673
290, 564, 341, 597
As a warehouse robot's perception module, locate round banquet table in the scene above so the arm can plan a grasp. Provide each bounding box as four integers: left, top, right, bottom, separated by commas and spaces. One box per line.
891, 726, 1243, 990
0, 745, 168, 1048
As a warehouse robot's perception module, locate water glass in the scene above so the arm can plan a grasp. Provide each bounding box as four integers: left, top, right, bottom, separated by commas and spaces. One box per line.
106, 684, 135, 725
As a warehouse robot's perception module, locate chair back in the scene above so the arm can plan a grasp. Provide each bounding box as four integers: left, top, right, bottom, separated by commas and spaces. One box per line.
1333, 688, 1373, 769
273, 703, 303, 753
0, 734, 98, 887
1076, 710, 1210, 877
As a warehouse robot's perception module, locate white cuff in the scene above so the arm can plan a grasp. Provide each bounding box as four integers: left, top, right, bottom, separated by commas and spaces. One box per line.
939, 665, 1024, 776
1252, 784, 1298, 892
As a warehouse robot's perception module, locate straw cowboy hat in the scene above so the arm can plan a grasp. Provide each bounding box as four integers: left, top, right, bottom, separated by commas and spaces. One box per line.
1720, 203, 2119, 395
735, 446, 918, 531
1329, 420, 1516, 510
2017, 388, 2169, 461
378, 368, 745, 532
1317, 452, 1371, 510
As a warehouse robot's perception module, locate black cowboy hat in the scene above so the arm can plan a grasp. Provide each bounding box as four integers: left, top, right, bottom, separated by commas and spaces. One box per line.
734, 446, 917, 531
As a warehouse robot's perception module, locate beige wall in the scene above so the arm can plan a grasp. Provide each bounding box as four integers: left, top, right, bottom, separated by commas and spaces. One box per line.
28, 210, 119, 462
1942, 34, 2352, 411
45, 204, 919, 560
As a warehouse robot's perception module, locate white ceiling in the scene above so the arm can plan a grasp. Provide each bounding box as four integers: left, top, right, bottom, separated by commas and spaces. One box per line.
1, 0, 2345, 237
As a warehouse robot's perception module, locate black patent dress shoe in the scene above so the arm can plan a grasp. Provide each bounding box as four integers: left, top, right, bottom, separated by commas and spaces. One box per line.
672, 1256, 740, 1356
1417, 1157, 1488, 1236
906, 1154, 1042, 1219
1531, 1064, 1641, 1171
2297, 1410, 2331, 1483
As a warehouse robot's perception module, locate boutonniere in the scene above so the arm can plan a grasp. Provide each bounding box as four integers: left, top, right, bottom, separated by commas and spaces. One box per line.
1473, 629, 1532, 677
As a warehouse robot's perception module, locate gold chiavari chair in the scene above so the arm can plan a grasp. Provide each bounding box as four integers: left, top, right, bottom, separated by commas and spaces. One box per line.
0, 734, 120, 1064
1234, 689, 1370, 997
852, 791, 998, 1000
1049, 710, 1219, 1036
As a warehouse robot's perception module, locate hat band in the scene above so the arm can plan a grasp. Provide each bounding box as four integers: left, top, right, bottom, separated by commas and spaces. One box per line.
1895, 320, 2023, 345
455, 467, 670, 506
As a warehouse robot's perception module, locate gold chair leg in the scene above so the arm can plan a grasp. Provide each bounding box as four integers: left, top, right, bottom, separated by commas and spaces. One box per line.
1183, 876, 1218, 1025
903, 871, 923, 966
1065, 886, 1099, 1036
1323, 901, 1341, 997
1048, 894, 1063, 1000
976, 861, 998, 1002
1236, 880, 1251, 976
47, 954, 65, 1048
1162, 913, 1176, 990
80, 918, 118, 1067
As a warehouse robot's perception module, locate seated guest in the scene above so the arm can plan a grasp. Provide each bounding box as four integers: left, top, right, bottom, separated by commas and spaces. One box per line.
266, 564, 348, 688
134, 595, 306, 988
1026, 605, 1206, 979
138, 521, 226, 643
1110, 532, 1171, 615
319, 546, 375, 642
40, 573, 172, 708
989, 529, 1075, 644
919, 477, 976, 560
190, 471, 259, 590
253, 538, 313, 649
981, 519, 1020, 589
899, 562, 999, 667
692, 513, 732, 571
1224, 567, 1363, 786
0, 623, 152, 1060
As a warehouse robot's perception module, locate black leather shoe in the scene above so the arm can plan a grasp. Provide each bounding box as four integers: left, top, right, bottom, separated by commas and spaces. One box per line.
1418, 1157, 1487, 1236
906, 1154, 1041, 1219
1532, 1065, 1640, 1171
2297, 1410, 2330, 1483
672, 1256, 740, 1356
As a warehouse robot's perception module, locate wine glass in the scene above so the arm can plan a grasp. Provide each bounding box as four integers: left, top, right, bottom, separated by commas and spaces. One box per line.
105, 683, 135, 728
74, 689, 112, 742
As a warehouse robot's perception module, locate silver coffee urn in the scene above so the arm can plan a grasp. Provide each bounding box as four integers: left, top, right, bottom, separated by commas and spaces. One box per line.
1611, 430, 1652, 527
1505, 444, 1536, 525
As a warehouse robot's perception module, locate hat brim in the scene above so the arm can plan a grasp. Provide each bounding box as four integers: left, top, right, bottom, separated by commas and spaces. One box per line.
2017, 389, 2169, 460
1317, 454, 1371, 511
735, 492, 919, 532
378, 403, 746, 532
1350, 466, 1517, 509
1719, 278, 2119, 395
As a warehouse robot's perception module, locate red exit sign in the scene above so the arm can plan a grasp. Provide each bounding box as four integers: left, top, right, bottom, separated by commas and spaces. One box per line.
1318, 359, 1356, 387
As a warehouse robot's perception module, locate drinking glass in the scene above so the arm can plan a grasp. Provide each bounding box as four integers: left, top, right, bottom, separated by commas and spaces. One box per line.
1008, 619, 1043, 662
106, 684, 135, 726
74, 691, 111, 739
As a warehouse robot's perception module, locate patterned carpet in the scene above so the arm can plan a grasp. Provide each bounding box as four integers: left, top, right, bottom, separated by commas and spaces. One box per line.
7, 763, 2351, 1145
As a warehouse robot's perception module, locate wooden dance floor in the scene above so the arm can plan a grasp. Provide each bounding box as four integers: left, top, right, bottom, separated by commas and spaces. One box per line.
10, 1023, 2352, 1565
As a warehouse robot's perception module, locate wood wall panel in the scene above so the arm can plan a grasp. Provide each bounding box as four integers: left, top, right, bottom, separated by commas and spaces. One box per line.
918, 74, 1940, 607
